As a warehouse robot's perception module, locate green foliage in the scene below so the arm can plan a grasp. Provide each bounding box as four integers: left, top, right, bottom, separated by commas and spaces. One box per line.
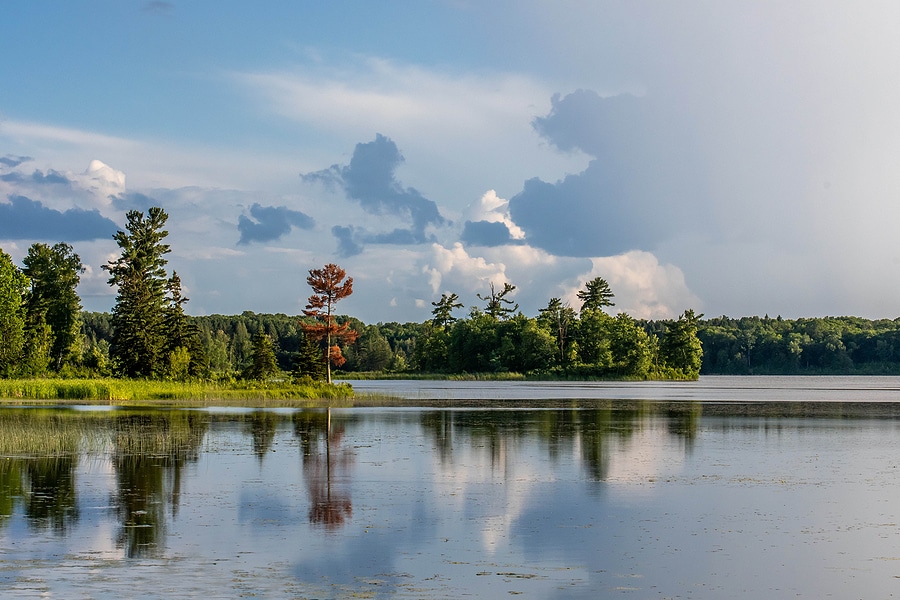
413, 323, 450, 372
696, 315, 900, 374
103, 208, 172, 378
660, 310, 703, 378
163, 273, 206, 378
0, 248, 28, 376
538, 298, 577, 368
167, 347, 192, 381
22, 243, 84, 371
477, 282, 518, 320
608, 313, 653, 377
0, 378, 353, 403
577, 277, 615, 313
576, 309, 614, 369
347, 327, 393, 372
293, 331, 326, 381
21, 309, 52, 377
243, 333, 280, 380
431, 293, 463, 327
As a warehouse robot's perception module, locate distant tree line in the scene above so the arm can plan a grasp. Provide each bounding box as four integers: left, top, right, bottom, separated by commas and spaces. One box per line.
26, 207, 900, 380
698, 315, 900, 374
0, 206, 704, 381
71, 309, 900, 379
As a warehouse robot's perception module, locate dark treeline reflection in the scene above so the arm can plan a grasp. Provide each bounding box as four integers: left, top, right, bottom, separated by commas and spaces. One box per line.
0, 404, 706, 546
0, 409, 208, 557
111, 412, 208, 557
0, 456, 79, 535
419, 404, 700, 480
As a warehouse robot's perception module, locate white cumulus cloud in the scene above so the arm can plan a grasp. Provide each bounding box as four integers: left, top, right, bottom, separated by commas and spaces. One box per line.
566, 251, 702, 320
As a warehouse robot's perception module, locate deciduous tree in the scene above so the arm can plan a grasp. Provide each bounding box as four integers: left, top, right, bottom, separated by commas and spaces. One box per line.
0, 248, 28, 376
538, 297, 576, 368
22, 243, 84, 371
660, 309, 704, 378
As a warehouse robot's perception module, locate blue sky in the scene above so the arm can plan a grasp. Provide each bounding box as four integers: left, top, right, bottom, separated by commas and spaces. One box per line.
2, 1, 900, 322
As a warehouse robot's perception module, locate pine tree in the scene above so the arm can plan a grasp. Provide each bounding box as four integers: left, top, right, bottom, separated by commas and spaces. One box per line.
577, 277, 615, 313
244, 333, 279, 380
103, 208, 171, 378
163, 272, 206, 378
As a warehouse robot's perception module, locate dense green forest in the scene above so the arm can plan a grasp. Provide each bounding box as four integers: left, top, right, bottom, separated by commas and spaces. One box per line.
73, 311, 900, 378
697, 315, 900, 374
0, 207, 704, 382
8, 207, 899, 382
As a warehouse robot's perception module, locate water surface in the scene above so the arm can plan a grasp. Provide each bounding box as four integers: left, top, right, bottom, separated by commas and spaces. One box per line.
1, 377, 898, 598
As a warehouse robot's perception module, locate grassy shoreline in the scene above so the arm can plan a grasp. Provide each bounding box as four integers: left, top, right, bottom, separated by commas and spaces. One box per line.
0, 378, 354, 408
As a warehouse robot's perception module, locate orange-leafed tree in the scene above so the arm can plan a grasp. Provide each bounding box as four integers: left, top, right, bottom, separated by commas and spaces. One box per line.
300, 263, 358, 383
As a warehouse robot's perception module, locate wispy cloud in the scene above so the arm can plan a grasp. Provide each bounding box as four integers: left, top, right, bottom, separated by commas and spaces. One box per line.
1, 120, 137, 149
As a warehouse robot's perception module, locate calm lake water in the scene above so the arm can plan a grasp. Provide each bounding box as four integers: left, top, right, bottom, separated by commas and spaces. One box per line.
1, 376, 899, 598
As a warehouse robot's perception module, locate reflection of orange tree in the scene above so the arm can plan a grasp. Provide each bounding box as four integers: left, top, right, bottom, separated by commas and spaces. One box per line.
294, 411, 354, 530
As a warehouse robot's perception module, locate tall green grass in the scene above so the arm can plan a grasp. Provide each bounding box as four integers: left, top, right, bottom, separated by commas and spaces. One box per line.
0, 378, 354, 406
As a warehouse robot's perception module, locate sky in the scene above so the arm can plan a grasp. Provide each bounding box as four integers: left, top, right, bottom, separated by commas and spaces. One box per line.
2, 1, 900, 323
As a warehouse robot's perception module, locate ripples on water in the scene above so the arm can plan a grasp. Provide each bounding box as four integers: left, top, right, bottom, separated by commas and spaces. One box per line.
0, 377, 898, 598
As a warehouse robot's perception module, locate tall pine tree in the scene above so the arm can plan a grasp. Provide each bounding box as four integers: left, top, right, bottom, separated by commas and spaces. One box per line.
103, 208, 171, 378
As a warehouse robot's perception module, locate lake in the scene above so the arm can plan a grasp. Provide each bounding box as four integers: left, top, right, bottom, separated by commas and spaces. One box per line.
1, 376, 899, 598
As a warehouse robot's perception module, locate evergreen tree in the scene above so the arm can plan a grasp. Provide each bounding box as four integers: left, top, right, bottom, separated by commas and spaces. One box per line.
103, 208, 171, 378
293, 332, 327, 380
244, 333, 279, 380
163, 272, 206, 378
477, 282, 518, 320
431, 293, 463, 328
577, 277, 615, 313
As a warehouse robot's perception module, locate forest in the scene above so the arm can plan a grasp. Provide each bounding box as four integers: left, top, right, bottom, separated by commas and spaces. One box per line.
6, 207, 898, 383
0, 208, 703, 383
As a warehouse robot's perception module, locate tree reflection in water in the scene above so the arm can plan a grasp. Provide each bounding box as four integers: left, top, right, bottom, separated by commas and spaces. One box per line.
245, 410, 279, 464
420, 404, 701, 481
23, 456, 79, 534
112, 412, 207, 558
294, 410, 354, 530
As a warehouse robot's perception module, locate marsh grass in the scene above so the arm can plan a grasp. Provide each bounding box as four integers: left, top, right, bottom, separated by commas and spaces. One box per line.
0, 412, 104, 456
0, 378, 354, 407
